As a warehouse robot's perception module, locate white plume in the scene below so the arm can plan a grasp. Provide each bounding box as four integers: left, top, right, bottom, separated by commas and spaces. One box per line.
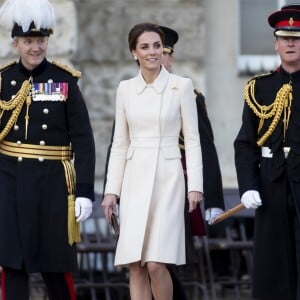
0, 0, 56, 32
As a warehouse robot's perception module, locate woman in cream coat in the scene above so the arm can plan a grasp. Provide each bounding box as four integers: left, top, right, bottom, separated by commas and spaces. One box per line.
102, 22, 203, 300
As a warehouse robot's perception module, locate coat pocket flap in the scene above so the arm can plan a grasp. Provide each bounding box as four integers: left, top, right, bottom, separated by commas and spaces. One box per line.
162, 147, 181, 159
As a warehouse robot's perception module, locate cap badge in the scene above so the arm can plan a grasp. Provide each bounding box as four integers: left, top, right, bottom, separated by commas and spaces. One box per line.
289, 17, 294, 26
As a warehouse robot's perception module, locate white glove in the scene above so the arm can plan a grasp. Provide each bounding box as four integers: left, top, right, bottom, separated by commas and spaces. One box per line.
75, 197, 93, 222
205, 207, 224, 225
241, 190, 262, 209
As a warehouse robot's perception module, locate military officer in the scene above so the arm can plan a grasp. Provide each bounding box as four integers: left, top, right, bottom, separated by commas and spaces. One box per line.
159, 25, 225, 300
234, 4, 300, 300
0, 0, 95, 299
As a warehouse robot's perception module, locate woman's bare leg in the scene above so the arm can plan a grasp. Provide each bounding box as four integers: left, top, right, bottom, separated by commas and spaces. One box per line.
129, 262, 152, 300
147, 262, 173, 300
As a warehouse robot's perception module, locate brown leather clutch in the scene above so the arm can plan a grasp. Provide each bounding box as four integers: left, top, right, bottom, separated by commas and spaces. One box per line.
111, 213, 120, 236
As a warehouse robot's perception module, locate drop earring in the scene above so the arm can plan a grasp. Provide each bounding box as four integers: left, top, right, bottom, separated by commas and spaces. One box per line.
134, 55, 138, 60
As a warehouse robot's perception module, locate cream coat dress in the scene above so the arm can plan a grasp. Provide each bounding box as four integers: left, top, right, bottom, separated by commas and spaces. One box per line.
105, 66, 203, 267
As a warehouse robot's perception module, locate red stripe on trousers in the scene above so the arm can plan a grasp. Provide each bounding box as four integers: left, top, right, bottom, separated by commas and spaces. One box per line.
64, 272, 76, 300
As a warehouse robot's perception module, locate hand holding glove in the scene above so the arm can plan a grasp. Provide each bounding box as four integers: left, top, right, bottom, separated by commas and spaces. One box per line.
205, 207, 224, 225
241, 190, 262, 209
75, 197, 93, 222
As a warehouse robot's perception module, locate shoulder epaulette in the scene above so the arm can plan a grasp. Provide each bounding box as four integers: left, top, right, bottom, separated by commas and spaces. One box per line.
0, 61, 17, 73
194, 88, 202, 96
52, 61, 81, 78
247, 70, 274, 83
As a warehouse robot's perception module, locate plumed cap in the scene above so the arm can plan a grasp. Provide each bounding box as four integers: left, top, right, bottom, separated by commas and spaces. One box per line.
268, 3, 300, 37
0, 0, 56, 37
159, 26, 179, 54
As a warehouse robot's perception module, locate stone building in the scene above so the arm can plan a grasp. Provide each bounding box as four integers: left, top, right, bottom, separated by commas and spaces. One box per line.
0, 0, 290, 196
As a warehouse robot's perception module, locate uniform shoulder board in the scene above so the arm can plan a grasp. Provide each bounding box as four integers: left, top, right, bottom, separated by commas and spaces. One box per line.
52, 61, 81, 78
194, 88, 203, 96
0, 61, 17, 73
248, 70, 274, 83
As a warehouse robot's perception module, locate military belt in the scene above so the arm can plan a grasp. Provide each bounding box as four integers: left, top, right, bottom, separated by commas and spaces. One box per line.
0, 140, 73, 161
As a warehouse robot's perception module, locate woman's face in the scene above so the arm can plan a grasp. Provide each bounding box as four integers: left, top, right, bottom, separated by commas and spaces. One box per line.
132, 31, 163, 73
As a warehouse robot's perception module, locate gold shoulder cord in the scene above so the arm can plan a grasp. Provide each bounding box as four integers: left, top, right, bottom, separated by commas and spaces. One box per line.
62, 160, 80, 245
244, 79, 293, 146
52, 61, 81, 78
179, 134, 185, 150
194, 88, 201, 96
0, 77, 32, 141
0, 61, 17, 76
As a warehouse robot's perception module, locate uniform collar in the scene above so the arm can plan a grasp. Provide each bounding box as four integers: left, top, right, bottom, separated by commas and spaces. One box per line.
18, 58, 48, 77
279, 65, 300, 82
136, 65, 170, 94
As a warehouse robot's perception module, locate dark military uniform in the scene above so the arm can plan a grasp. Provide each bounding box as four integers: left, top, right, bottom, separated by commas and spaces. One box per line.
194, 90, 224, 211
234, 67, 300, 300
0, 58, 95, 273
179, 90, 225, 265
166, 90, 224, 300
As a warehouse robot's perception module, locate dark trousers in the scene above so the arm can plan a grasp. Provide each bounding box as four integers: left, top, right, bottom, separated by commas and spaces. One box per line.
167, 265, 188, 300
1, 266, 76, 300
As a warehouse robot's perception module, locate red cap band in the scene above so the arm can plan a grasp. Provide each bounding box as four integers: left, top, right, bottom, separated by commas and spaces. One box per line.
276, 19, 300, 28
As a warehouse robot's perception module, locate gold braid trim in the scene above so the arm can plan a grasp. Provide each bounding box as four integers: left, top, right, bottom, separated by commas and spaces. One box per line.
179, 133, 185, 150
62, 160, 81, 245
0, 61, 17, 93
52, 61, 81, 77
0, 61, 17, 73
244, 79, 293, 146
0, 79, 32, 142
194, 88, 202, 96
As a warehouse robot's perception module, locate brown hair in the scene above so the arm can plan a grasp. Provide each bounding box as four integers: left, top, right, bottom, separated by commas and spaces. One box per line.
128, 22, 165, 52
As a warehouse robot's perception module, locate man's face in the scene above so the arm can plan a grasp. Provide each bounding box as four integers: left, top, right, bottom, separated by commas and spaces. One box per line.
161, 51, 174, 72
13, 36, 49, 70
275, 36, 300, 71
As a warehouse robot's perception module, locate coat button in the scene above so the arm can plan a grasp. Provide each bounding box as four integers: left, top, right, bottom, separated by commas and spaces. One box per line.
17, 141, 21, 145
18, 157, 22, 162
42, 124, 48, 130
14, 124, 19, 130
43, 108, 49, 114
11, 80, 16, 86
40, 140, 45, 146
38, 157, 44, 162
